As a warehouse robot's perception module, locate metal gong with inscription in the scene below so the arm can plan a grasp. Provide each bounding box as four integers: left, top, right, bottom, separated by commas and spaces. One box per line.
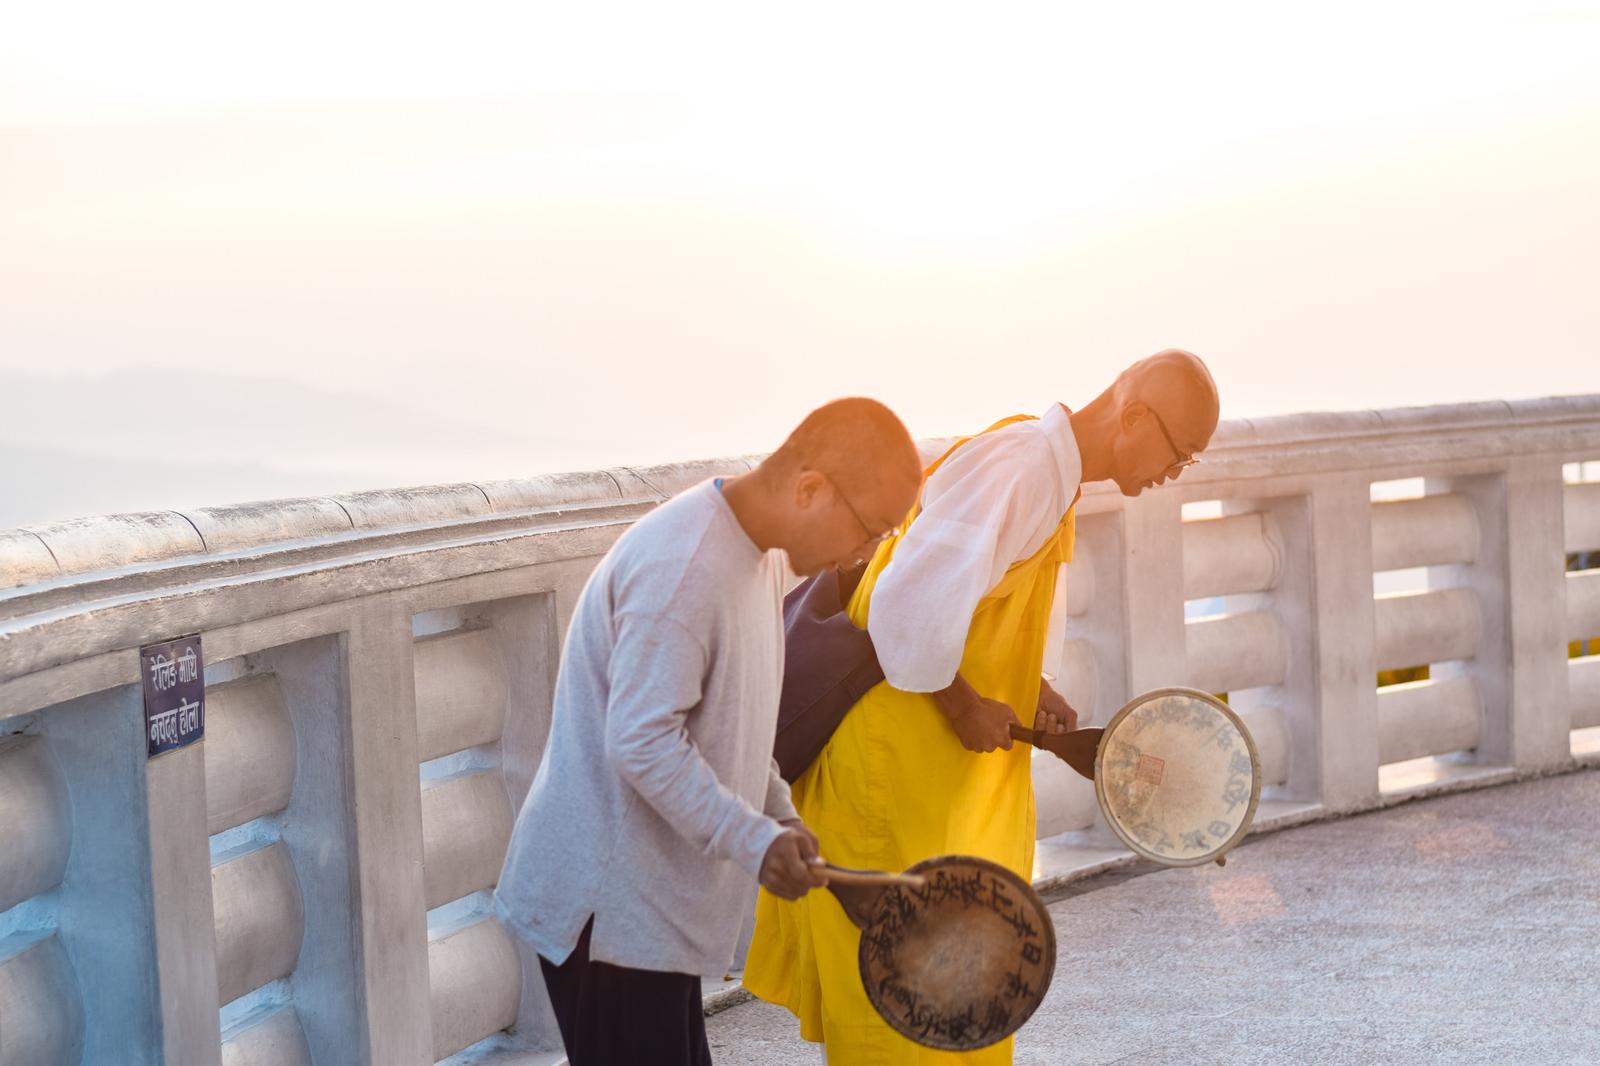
855, 854, 1055, 1051
1095, 687, 1262, 867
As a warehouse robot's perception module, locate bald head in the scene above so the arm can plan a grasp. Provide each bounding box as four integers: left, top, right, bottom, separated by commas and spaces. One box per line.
1073, 348, 1220, 497
767, 396, 923, 498
1112, 349, 1220, 453
747, 397, 923, 576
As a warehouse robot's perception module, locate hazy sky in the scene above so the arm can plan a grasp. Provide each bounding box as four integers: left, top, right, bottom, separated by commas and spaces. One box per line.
3, 2, 1598, 523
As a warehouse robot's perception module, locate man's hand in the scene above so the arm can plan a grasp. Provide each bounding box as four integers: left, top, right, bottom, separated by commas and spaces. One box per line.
1037, 678, 1079, 734
779, 817, 819, 854
934, 673, 1021, 753
759, 823, 828, 901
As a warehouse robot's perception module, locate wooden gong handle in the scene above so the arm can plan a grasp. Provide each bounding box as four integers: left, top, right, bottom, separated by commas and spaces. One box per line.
1009, 724, 1101, 781
820, 864, 927, 888
822, 865, 926, 931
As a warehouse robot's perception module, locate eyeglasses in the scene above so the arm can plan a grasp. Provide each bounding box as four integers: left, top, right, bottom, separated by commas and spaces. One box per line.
828, 475, 897, 547
1149, 408, 1200, 473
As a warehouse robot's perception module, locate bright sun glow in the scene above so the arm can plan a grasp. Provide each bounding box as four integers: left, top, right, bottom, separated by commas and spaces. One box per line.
8, 2, 1597, 247
3, 1, 1599, 524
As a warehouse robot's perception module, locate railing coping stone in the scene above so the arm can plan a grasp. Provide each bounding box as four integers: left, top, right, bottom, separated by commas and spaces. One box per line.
4, 395, 1598, 592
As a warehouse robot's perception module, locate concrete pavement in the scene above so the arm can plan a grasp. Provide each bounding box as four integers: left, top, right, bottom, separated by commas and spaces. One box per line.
707, 768, 1600, 1065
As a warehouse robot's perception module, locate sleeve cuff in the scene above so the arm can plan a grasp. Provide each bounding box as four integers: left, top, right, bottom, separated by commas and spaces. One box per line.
765, 783, 799, 824
730, 815, 788, 881
878, 652, 959, 694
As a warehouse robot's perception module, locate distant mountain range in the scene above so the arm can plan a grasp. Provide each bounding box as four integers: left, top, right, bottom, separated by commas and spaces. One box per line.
0, 440, 383, 529
0, 368, 563, 528
0, 366, 542, 462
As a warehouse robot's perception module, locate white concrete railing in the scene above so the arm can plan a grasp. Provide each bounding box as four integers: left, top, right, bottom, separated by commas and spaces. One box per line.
3, 396, 1600, 1065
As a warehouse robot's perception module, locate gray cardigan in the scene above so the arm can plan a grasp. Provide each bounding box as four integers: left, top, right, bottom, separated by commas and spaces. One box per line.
495, 480, 798, 974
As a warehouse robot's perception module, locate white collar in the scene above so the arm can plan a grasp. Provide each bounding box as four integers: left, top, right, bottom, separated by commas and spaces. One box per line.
1040, 403, 1083, 504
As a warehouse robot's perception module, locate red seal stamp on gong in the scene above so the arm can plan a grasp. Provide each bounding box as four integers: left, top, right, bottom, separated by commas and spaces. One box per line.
1135, 753, 1166, 786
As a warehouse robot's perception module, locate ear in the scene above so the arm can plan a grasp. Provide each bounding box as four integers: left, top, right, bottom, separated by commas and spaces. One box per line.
1120, 401, 1149, 432
793, 469, 828, 509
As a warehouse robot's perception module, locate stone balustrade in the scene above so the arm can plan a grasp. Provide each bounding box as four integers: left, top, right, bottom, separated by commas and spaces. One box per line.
3, 396, 1600, 1064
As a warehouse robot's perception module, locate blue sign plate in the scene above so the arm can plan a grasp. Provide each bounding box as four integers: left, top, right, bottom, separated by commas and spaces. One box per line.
141, 635, 205, 757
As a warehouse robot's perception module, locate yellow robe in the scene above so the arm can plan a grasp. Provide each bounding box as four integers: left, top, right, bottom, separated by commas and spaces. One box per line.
745, 416, 1077, 1065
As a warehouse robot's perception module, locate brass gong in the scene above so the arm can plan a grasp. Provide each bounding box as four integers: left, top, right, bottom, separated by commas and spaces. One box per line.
847, 854, 1055, 1051
1094, 687, 1262, 867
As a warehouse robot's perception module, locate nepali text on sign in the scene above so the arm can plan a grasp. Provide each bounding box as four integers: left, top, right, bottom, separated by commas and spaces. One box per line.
142, 635, 205, 757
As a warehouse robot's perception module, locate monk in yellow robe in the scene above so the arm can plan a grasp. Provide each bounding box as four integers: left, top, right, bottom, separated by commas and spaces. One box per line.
745, 350, 1221, 1064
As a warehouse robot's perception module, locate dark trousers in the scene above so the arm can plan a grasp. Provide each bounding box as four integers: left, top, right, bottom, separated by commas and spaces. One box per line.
539, 916, 713, 1066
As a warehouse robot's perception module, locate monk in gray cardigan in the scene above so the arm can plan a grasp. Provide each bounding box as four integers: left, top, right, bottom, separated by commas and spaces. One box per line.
495, 397, 922, 1065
